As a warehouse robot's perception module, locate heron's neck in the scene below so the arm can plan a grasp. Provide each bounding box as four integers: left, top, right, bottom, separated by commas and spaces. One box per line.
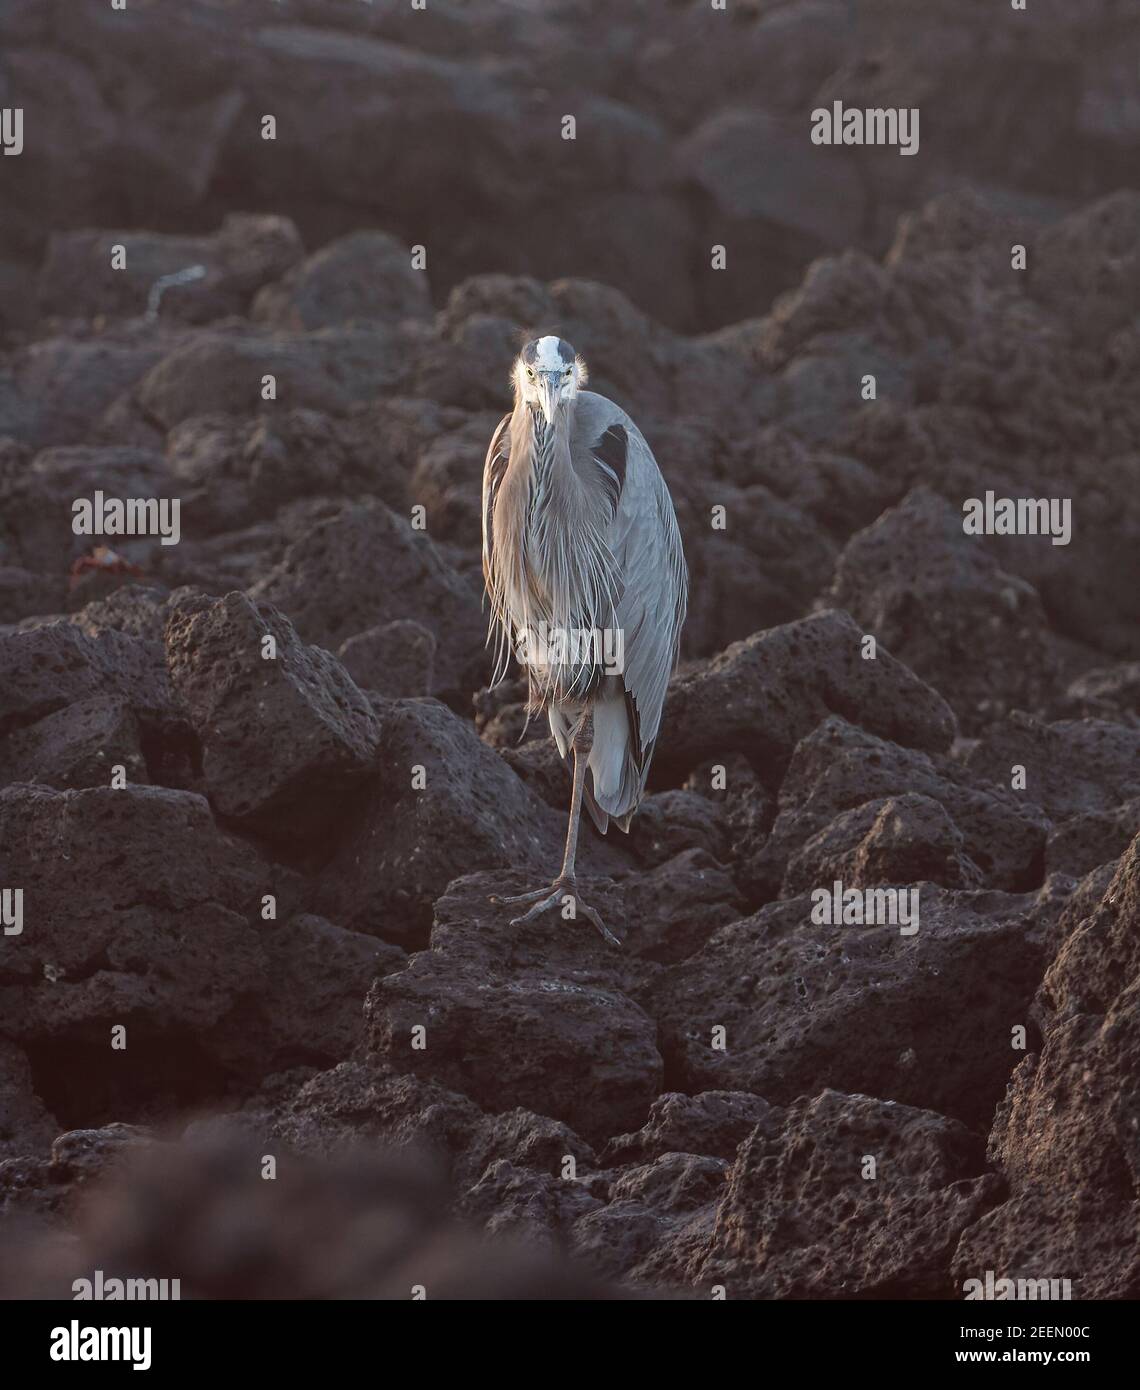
511, 402, 572, 489
499, 398, 618, 637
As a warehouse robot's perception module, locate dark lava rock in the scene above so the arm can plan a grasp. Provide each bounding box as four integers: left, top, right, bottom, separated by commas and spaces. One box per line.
696, 1090, 1000, 1298
65, 584, 177, 643
0, 332, 170, 449
164, 591, 381, 839
252, 230, 431, 330
208, 915, 405, 1077
782, 792, 983, 896
962, 712, 1140, 820
310, 700, 570, 943
624, 789, 731, 869
0, 1040, 58, 1161
497, 737, 571, 812
952, 833, 1140, 1300
0, 695, 146, 791
0, 567, 67, 626
0, 784, 269, 1087
361, 873, 663, 1143
1060, 662, 1140, 727
648, 882, 1050, 1129
133, 325, 419, 431
618, 849, 743, 965
270, 1063, 484, 1167
461, 1156, 604, 1252
0, 1123, 151, 1227
336, 620, 436, 699
826, 487, 1083, 733
269, 1061, 600, 1223
656, 609, 956, 785
0, 620, 175, 739
247, 498, 485, 700
572, 1149, 729, 1282
603, 1091, 782, 1167
164, 408, 366, 536
753, 717, 1049, 900
676, 481, 838, 657
38, 215, 305, 324
0, 1131, 616, 1299
1046, 799, 1140, 879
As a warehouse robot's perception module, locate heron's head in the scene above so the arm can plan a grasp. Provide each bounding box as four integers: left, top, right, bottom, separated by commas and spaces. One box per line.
513, 336, 587, 426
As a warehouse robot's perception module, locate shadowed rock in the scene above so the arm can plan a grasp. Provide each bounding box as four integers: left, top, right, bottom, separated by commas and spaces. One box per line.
952, 833, 1140, 1300
0, 784, 269, 1050
752, 717, 1048, 900
0, 695, 145, 791
337, 620, 436, 700
0, 1130, 618, 1299
164, 591, 381, 839
247, 498, 486, 700
361, 873, 663, 1141
0, 1041, 58, 1162
782, 792, 983, 896
648, 882, 1051, 1128
0, 621, 176, 740
696, 1090, 1000, 1298
826, 487, 1086, 733
38, 216, 304, 324
656, 609, 957, 785
310, 702, 573, 943
252, 230, 432, 330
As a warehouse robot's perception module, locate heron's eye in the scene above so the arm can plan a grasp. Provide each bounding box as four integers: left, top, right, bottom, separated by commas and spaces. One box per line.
526, 367, 535, 380
563, 367, 572, 377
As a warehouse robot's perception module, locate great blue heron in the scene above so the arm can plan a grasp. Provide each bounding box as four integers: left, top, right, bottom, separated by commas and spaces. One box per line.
481, 336, 688, 944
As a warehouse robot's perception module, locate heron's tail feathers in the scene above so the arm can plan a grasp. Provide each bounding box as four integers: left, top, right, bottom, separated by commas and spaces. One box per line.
582, 783, 610, 835
587, 694, 649, 828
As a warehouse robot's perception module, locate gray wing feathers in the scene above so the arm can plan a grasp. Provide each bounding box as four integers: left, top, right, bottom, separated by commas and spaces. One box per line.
610, 429, 687, 762
569, 393, 688, 823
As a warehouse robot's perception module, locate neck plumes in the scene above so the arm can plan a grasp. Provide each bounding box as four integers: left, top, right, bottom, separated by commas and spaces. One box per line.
488, 400, 619, 706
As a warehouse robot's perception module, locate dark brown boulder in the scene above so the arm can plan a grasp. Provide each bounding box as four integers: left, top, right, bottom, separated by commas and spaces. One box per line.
698, 1090, 1000, 1298
952, 833, 1140, 1300
164, 591, 381, 839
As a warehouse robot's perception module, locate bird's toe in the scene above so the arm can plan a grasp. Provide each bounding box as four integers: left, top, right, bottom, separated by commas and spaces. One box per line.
491, 885, 553, 906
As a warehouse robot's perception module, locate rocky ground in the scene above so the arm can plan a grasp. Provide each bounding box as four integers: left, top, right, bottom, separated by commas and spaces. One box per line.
1, 0, 1137, 334
1, 1, 1138, 1301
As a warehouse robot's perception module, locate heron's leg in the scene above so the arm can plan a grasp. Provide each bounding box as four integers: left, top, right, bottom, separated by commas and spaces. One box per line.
493, 715, 620, 946
492, 715, 590, 907
558, 712, 591, 880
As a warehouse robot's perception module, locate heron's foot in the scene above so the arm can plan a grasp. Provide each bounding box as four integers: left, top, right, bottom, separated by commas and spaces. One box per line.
490, 877, 621, 947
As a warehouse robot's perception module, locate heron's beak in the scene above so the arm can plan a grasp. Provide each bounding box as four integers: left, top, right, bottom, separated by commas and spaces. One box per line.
537, 373, 560, 427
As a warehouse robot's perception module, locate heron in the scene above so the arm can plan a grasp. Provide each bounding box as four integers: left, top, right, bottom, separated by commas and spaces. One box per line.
481, 335, 688, 944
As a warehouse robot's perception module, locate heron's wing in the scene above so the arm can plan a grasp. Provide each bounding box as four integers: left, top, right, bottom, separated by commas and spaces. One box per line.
571, 394, 688, 773
610, 428, 688, 771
